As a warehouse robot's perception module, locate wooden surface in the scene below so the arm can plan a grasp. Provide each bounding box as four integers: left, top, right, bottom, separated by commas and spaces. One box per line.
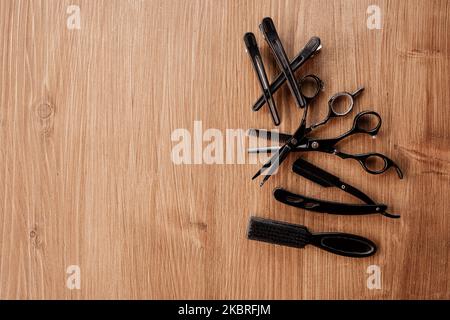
0, 0, 449, 300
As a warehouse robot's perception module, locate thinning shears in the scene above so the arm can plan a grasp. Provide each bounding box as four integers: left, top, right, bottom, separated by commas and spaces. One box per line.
249, 87, 404, 186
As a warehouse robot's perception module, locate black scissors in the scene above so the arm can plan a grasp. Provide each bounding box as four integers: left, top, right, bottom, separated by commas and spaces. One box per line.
249, 87, 404, 186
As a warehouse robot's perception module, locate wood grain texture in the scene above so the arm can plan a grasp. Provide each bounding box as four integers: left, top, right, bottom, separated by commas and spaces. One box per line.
0, 0, 449, 299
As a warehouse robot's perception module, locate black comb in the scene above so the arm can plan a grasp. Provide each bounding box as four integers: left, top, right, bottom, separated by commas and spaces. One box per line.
247, 216, 377, 258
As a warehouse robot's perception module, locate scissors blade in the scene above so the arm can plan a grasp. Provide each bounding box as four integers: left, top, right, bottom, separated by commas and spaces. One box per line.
251, 106, 309, 184
251, 143, 288, 180
248, 146, 282, 154
247, 129, 292, 143
251, 153, 277, 180
258, 144, 292, 187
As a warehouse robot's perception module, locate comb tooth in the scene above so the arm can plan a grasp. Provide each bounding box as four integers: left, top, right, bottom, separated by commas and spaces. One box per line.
247, 217, 312, 249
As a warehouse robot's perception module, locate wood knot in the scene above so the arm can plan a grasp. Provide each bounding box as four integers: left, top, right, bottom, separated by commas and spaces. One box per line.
36, 102, 54, 119
29, 227, 43, 248
33, 101, 55, 137
190, 221, 207, 231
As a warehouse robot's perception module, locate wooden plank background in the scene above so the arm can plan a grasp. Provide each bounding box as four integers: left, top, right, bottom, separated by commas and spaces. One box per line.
0, 0, 449, 299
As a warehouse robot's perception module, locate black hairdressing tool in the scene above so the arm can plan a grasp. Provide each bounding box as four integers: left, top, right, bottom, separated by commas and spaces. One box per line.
252, 36, 322, 112
249, 87, 361, 186
249, 87, 363, 146
249, 75, 323, 186
249, 88, 404, 185
247, 216, 377, 258
244, 32, 280, 125
260, 17, 306, 108
273, 158, 400, 218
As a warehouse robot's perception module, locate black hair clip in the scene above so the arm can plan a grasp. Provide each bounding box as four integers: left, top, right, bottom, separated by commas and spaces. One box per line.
244, 32, 280, 125
259, 17, 306, 109
251, 36, 322, 112
247, 216, 377, 258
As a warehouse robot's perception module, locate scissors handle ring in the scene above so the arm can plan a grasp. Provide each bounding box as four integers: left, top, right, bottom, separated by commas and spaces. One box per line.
298, 74, 324, 101
329, 92, 355, 116
353, 110, 382, 136
328, 87, 365, 117
357, 153, 404, 179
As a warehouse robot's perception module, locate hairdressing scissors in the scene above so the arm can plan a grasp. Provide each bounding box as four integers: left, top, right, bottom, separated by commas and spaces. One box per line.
249, 87, 404, 186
